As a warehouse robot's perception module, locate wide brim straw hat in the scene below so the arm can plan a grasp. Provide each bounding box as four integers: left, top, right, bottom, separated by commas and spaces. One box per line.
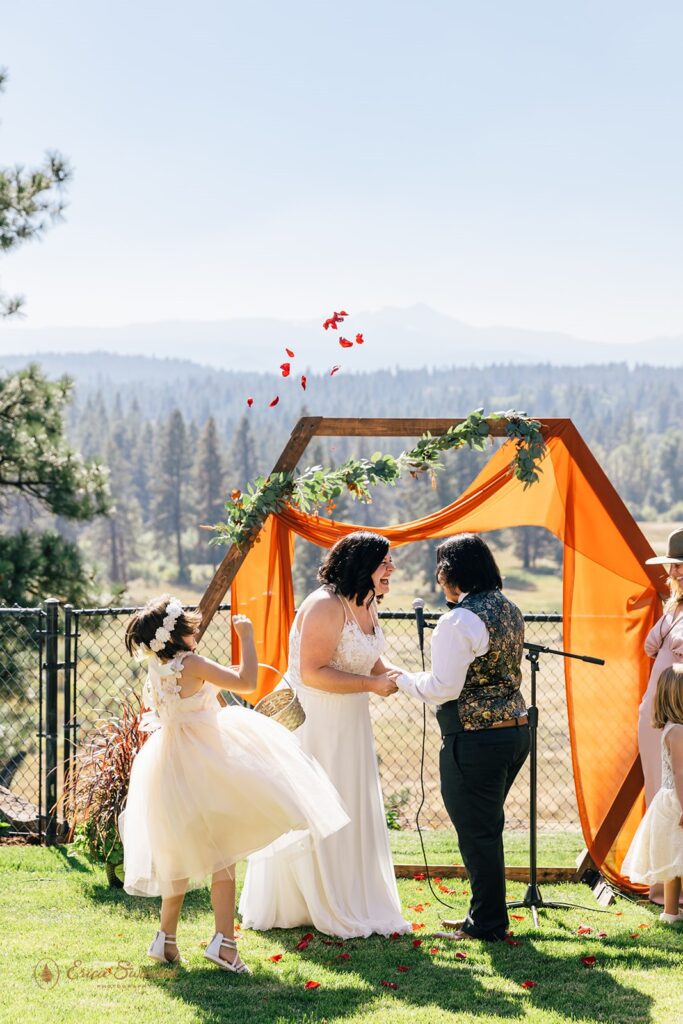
645, 526, 683, 565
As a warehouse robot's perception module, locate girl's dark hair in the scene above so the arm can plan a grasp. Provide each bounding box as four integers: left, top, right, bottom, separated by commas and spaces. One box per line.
124, 594, 202, 660
317, 531, 390, 606
436, 533, 502, 594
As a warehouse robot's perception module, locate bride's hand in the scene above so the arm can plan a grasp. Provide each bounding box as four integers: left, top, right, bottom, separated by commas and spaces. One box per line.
372, 672, 399, 697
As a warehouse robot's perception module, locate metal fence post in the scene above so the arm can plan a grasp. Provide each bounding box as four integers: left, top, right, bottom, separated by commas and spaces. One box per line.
43, 598, 60, 845
63, 604, 74, 829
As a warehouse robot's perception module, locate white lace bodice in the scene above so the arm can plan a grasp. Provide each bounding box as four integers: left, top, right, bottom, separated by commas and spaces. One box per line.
288, 605, 386, 691
661, 723, 679, 790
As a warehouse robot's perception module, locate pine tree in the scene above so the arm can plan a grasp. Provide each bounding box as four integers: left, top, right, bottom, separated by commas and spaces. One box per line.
151, 409, 194, 583
228, 414, 259, 490
195, 417, 225, 567
0, 68, 71, 317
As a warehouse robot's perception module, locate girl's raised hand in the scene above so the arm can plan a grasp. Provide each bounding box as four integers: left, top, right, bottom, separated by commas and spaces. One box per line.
232, 614, 254, 639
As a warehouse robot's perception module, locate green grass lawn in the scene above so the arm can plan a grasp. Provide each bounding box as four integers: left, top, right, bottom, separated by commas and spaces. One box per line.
1, 834, 681, 1024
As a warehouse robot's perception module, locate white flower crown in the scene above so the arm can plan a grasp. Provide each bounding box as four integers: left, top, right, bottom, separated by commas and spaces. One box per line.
149, 597, 184, 652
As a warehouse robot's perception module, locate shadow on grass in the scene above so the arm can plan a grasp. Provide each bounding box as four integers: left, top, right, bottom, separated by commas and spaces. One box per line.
143, 925, 667, 1024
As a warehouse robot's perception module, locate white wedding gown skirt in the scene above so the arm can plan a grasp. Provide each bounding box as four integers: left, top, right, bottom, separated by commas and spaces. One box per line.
239, 617, 410, 938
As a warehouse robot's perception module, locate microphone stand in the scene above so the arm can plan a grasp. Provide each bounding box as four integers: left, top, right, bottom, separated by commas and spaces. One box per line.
507, 640, 609, 925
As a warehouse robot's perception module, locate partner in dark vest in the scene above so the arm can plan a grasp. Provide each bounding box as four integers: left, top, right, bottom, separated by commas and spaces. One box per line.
396, 533, 530, 941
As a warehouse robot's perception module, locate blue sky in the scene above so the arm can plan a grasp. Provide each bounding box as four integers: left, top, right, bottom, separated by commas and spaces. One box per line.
2, 0, 683, 343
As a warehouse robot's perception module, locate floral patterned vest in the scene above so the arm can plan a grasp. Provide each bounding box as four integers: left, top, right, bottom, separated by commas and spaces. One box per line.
435, 589, 526, 733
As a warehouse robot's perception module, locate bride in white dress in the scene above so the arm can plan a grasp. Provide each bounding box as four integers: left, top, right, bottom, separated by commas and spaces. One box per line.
239, 531, 411, 938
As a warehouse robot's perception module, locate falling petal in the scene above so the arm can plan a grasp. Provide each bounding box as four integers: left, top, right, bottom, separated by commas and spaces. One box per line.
300, 374, 307, 390
339, 337, 353, 348
330, 365, 341, 375
280, 362, 291, 377
247, 397, 253, 407
355, 333, 364, 344
286, 348, 295, 357
269, 396, 279, 407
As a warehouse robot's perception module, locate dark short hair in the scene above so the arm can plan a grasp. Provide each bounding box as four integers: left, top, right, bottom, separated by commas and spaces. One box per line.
317, 531, 390, 606
435, 534, 502, 594
124, 593, 202, 659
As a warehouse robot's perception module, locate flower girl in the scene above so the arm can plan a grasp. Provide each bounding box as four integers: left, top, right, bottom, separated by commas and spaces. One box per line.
623, 664, 683, 922
120, 594, 349, 972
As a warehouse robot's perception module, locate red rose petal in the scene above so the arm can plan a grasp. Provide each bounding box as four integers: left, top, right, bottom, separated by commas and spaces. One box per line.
521, 980, 537, 989
337, 310, 349, 317
639, 923, 650, 929
432, 877, 442, 883
577, 925, 592, 935
330, 365, 341, 376
269, 396, 279, 407
280, 362, 291, 377
300, 374, 307, 390
381, 981, 398, 989
304, 980, 320, 990
339, 337, 353, 348
455, 951, 467, 960
355, 333, 364, 344
412, 939, 423, 948
630, 933, 639, 938
511, 914, 525, 921
411, 923, 425, 931
581, 956, 597, 968
413, 873, 426, 881
429, 947, 440, 954
269, 954, 283, 962
390, 931, 401, 940
597, 931, 608, 938
247, 397, 253, 407
505, 938, 521, 946
396, 965, 410, 973
286, 348, 295, 357
338, 953, 351, 961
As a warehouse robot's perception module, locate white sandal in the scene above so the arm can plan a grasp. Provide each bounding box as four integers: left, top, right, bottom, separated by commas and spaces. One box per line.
204, 932, 251, 974
659, 911, 683, 924
148, 930, 182, 964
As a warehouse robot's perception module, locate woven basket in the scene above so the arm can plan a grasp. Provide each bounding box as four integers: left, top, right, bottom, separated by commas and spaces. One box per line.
253, 663, 305, 732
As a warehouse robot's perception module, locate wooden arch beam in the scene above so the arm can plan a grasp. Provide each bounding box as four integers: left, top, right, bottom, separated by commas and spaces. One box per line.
196, 414, 536, 637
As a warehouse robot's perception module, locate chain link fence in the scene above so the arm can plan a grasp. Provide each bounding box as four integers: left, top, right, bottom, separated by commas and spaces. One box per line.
0, 603, 584, 842
0, 606, 46, 838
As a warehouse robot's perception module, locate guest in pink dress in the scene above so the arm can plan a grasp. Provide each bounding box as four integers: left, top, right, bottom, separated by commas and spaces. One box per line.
639, 526, 683, 901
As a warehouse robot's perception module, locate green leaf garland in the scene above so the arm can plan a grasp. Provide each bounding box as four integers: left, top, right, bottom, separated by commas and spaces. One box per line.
211, 410, 545, 550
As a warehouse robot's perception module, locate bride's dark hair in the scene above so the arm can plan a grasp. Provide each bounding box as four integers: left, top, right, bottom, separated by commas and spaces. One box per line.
317, 531, 390, 607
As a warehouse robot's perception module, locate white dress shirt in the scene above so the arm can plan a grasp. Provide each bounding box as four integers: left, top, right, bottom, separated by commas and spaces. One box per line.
396, 601, 489, 707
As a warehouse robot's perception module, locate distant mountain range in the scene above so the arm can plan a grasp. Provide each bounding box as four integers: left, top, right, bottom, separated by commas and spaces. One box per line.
1, 304, 681, 369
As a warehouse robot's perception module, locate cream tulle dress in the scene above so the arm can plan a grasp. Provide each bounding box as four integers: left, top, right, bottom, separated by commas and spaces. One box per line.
119, 651, 350, 898
622, 722, 683, 885
239, 602, 411, 938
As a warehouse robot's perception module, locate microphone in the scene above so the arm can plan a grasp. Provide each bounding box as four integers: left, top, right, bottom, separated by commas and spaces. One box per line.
412, 597, 425, 654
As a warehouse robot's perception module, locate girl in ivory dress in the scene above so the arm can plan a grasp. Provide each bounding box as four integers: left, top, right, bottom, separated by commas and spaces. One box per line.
623, 664, 683, 922
240, 532, 411, 938
120, 595, 349, 973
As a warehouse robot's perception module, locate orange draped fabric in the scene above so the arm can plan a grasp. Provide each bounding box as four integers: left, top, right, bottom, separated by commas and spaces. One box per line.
231, 420, 664, 889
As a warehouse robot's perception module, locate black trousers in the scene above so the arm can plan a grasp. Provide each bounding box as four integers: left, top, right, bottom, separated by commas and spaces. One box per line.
440, 724, 530, 940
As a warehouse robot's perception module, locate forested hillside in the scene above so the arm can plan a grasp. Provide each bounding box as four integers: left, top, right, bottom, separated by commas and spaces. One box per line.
1, 354, 681, 600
